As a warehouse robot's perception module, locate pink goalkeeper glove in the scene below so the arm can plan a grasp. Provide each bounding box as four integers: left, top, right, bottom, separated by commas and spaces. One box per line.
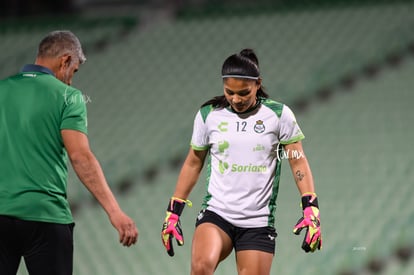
293, 193, 322, 253
161, 197, 191, 256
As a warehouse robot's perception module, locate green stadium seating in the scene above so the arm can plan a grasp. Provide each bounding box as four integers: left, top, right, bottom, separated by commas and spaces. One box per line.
10, 1, 414, 274
61, 0, 414, 207
20, 52, 414, 275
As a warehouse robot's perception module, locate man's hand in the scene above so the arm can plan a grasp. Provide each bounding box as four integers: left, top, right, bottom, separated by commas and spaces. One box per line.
109, 210, 139, 247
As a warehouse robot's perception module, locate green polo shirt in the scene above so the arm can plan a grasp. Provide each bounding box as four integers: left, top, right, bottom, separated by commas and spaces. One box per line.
0, 64, 87, 224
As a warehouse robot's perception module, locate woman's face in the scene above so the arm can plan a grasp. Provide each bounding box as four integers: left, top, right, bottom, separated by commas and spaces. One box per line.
223, 77, 261, 113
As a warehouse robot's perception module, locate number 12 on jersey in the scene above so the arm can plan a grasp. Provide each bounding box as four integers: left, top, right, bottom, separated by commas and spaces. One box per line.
236, 121, 247, 132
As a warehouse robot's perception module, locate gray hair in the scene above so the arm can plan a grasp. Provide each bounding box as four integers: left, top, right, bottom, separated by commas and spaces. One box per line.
37, 30, 86, 64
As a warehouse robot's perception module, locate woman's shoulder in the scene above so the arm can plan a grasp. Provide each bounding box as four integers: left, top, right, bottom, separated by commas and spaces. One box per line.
260, 97, 285, 118
199, 103, 228, 118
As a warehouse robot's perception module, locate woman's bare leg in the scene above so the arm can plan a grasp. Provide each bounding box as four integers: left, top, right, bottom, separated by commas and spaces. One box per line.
191, 223, 233, 275
236, 250, 274, 275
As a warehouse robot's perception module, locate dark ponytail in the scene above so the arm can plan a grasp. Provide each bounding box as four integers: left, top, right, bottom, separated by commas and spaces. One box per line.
202, 48, 268, 108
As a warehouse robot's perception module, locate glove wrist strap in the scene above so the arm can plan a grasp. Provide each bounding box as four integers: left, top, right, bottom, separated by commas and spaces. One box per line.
167, 197, 192, 216
301, 192, 319, 210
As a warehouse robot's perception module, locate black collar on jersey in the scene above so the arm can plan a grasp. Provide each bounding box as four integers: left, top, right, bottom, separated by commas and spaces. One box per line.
227, 96, 263, 115
21, 64, 54, 76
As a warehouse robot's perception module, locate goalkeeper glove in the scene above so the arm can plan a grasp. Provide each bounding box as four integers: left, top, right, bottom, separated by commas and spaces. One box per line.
161, 197, 192, 256
293, 192, 322, 253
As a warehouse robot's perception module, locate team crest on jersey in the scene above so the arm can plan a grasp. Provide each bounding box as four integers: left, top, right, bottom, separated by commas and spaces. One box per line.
254, 120, 265, 133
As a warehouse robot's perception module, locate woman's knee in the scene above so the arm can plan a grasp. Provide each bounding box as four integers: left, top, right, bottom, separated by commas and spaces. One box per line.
191, 255, 217, 275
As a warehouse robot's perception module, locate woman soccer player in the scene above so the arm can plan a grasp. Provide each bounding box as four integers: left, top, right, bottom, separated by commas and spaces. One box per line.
161, 49, 322, 275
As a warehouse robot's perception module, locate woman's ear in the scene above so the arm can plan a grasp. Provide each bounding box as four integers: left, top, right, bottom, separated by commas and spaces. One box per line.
256, 77, 262, 88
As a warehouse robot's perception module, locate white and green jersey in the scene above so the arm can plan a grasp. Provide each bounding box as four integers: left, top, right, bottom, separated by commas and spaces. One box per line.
191, 98, 304, 228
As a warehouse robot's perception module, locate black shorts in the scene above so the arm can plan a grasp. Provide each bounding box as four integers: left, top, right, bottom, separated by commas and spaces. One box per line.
0, 215, 75, 275
195, 209, 277, 254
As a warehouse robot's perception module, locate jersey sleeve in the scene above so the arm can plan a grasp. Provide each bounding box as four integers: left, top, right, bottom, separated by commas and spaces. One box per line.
190, 110, 209, 150
60, 89, 88, 134
279, 104, 304, 144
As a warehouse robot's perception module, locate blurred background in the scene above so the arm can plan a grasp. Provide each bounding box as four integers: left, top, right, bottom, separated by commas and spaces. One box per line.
1, 0, 414, 274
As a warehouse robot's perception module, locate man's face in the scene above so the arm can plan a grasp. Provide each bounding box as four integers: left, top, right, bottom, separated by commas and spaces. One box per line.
56, 55, 79, 86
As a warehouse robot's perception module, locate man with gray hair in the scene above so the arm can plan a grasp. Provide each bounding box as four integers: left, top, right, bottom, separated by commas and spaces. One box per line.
0, 30, 138, 275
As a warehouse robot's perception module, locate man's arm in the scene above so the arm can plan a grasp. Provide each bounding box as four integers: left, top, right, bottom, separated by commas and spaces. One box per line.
61, 129, 138, 247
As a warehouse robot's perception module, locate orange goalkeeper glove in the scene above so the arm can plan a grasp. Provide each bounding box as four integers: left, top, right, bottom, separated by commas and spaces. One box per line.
293, 193, 322, 253
161, 197, 191, 256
